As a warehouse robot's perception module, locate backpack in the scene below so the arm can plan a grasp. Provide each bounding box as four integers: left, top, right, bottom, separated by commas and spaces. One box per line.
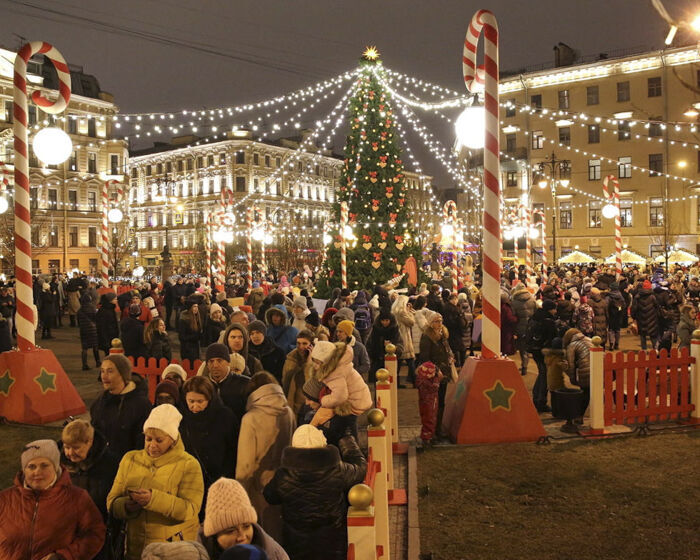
354, 305, 372, 331
525, 317, 545, 351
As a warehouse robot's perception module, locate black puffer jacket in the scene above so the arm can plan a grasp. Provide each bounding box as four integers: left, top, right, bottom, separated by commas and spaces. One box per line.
203, 372, 251, 422
89, 375, 152, 459
119, 316, 147, 359
95, 301, 119, 354
59, 430, 120, 521
178, 309, 203, 362
77, 299, 99, 349
631, 288, 660, 337
263, 436, 366, 560
248, 337, 286, 383
365, 314, 403, 364
180, 397, 239, 489
147, 331, 172, 361
607, 290, 627, 331
442, 302, 467, 355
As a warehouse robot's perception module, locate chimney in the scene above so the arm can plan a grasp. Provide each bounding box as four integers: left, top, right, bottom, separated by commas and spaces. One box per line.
553, 42, 578, 67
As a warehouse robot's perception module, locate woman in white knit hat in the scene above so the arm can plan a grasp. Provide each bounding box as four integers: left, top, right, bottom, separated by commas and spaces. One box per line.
107, 404, 204, 559
198, 477, 288, 560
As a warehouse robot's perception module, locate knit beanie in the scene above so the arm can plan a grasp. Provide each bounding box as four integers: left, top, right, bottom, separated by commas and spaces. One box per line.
209, 303, 222, 318
162, 363, 187, 384
302, 377, 324, 402
336, 320, 355, 338
230, 352, 246, 373
155, 380, 180, 404
104, 354, 132, 382
216, 291, 227, 302
542, 300, 557, 312
247, 320, 267, 335
305, 309, 320, 327
129, 303, 142, 318
219, 545, 268, 560
205, 343, 231, 363
310, 340, 336, 363
292, 424, 327, 449
416, 361, 437, 379
293, 296, 308, 309
643, 280, 652, 290
333, 307, 354, 323
143, 404, 182, 441
21, 439, 61, 473
203, 478, 258, 537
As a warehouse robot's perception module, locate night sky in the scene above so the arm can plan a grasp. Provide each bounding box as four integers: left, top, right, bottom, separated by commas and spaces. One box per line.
1, 0, 696, 183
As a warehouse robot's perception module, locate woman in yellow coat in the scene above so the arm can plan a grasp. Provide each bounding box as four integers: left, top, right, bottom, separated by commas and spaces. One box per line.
107, 404, 204, 559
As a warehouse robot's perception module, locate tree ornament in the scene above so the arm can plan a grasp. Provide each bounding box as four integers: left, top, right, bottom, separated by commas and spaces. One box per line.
372, 142, 379, 152
378, 242, 387, 250
378, 155, 387, 168
385, 186, 394, 198
371, 199, 380, 212
369, 171, 378, 183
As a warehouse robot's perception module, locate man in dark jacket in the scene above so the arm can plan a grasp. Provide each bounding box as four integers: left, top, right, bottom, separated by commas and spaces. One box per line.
247, 320, 286, 383
630, 280, 660, 350
89, 354, 151, 458
365, 308, 403, 383
119, 303, 148, 360
527, 300, 558, 413
263, 425, 366, 560
201, 343, 251, 422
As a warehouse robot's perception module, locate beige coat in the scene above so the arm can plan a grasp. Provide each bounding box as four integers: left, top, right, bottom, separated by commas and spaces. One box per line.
392, 295, 416, 359
236, 383, 296, 541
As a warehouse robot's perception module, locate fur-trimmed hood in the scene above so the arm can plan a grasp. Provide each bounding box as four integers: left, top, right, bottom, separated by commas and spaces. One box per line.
314, 342, 352, 382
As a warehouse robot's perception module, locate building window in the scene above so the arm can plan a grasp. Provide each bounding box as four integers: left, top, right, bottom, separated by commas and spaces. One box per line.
648, 77, 662, 97
506, 171, 517, 187
68, 190, 77, 211
697, 198, 700, 226
208, 155, 214, 167
649, 153, 663, 175
4, 101, 12, 123
620, 199, 632, 227
219, 153, 226, 165
697, 69, 700, 88
588, 159, 601, 181
649, 198, 664, 226
618, 120, 630, 140
649, 119, 663, 137
88, 191, 96, 212
88, 153, 97, 173
558, 89, 569, 109
586, 86, 599, 105
69, 151, 77, 171
166, 162, 172, 172
531, 131, 544, 150
558, 126, 571, 145
505, 133, 516, 153
177, 160, 183, 172
69, 227, 78, 247
530, 94, 542, 110
110, 154, 119, 175
48, 189, 58, 209
88, 227, 97, 247
265, 155, 271, 167
253, 153, 259, 166
87, 117, 96, 137
235, 176, 246, 192
186, 159, 192, 170
89, 258, 97, 272
505, 100, 516, 117
69, 259, 79, 269
235, 152, 245, 164
617, 81, 630, 102
618, 156, 632, 178
559, 202, 572, 229
28, 106, 37, 126
589, 201, 602, 228
275, 157, 281, 168
588, 124, 600, 143
49, 227, 59, 247
48, 259, 60, 272
67, 116, 76, 134
156, 163, 162, 175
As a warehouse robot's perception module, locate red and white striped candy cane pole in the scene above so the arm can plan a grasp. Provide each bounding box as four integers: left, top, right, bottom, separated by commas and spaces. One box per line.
258, 209, 267, 280
246, 207, 253, 289
522, 204, 533, 280
443, 200, 459, 292
340, 201, 348, 289
603, 175, 622, 278
464, 10, 500, 358
14, 42, 70, 351
533, 209, 548, 284
205, 213, 212, 286
0, 161, 10, 190
101, 180, 118, 283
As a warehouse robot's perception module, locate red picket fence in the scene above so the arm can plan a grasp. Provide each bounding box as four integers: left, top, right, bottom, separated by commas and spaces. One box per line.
603, 348, 695, 426
127, 356, 203, 402
347, 544, 354, 560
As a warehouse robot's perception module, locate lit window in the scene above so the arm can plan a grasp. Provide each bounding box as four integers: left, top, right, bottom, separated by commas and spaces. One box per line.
588, 159, 601, 181
618, 156, 632, 179
531, 131, 544, 150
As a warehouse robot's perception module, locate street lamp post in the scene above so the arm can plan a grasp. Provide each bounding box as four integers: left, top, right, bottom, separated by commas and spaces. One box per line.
537, 152, 570, 264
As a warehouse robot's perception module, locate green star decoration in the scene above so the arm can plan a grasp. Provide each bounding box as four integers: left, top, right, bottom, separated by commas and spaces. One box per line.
483, 381, 515, 412
34, 368, 57, 394
0, 369, 15, 396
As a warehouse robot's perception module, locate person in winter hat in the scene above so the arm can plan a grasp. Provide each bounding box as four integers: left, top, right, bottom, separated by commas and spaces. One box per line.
264, 304, 298, 354
415, 362, 443, 445
291, 295, 310, 332
107, 404, 204, 559
263, 425, 367, 560
0, 439, 106, 560
247, 320, 286, 383
309, 341, 372, 446
141, 541, 209, 559
334, 319, 370, 378
198, 477, 288, 560
204, 303, 228, 346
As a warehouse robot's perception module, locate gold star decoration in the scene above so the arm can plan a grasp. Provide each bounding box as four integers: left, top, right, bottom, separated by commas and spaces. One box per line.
362, 46, 380, 61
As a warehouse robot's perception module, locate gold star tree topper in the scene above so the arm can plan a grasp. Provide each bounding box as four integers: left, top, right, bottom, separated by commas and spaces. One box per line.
362, 46, 380, 61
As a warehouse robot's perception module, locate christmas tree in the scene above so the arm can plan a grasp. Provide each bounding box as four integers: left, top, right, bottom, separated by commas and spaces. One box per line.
317, 47, 422, 295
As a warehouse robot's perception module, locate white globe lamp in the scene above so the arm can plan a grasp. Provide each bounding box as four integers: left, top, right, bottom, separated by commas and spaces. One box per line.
602, 203, 618, 219
33, 127, 72, 165
455, 105, 485, 150
323, 232, 332, 245
252, 227, 264, 242
503, 228, 514, 241
0, 197, 8, 214
133, 265, 145, 277
529, 226, 540, 239
263, 233, 273, 245
343, 225, 355, 239
441, 223, 454, 239
107, 208, 123, 223
512, 225, 525, 238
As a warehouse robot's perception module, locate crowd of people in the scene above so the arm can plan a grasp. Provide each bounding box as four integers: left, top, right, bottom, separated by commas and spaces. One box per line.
1, 260, 699, 558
